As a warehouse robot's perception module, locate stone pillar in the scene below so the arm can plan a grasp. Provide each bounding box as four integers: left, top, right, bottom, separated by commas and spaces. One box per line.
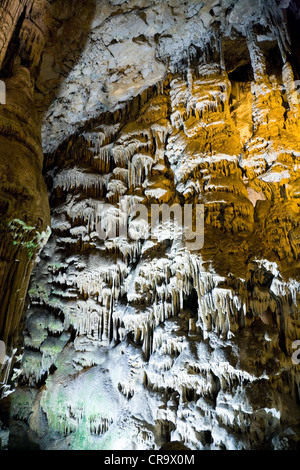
0, 2, 51, 397
282, 61, 300, 117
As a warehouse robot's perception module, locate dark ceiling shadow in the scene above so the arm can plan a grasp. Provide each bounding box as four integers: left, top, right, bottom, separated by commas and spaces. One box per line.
35, 0, 97, 119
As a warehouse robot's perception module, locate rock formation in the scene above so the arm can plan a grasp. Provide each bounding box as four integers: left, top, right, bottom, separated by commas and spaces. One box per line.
1, 0, 300, 451
0, 0, 51, 402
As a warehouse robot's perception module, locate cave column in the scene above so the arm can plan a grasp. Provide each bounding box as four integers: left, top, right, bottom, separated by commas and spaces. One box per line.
0, 0, 51, 398
246, 29, 267, 83
0, 0, 33, 68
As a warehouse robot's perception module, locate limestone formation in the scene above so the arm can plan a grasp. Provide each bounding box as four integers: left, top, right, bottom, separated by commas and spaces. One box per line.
0, 0, 51, 399
1, 0, 300, 451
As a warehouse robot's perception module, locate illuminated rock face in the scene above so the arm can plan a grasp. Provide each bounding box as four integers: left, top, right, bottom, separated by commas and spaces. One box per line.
1, 0, 300, 451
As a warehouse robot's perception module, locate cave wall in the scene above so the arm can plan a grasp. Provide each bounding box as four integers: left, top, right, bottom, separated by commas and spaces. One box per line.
1, 0, 300, 451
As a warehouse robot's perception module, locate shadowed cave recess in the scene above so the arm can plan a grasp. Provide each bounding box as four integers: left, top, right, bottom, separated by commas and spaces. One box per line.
1, 0, 300, 451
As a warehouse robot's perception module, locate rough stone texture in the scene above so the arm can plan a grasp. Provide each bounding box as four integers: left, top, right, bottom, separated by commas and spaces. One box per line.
39, 0, 294, 154
0, 0, 51, 399
1, 0, 300, 451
